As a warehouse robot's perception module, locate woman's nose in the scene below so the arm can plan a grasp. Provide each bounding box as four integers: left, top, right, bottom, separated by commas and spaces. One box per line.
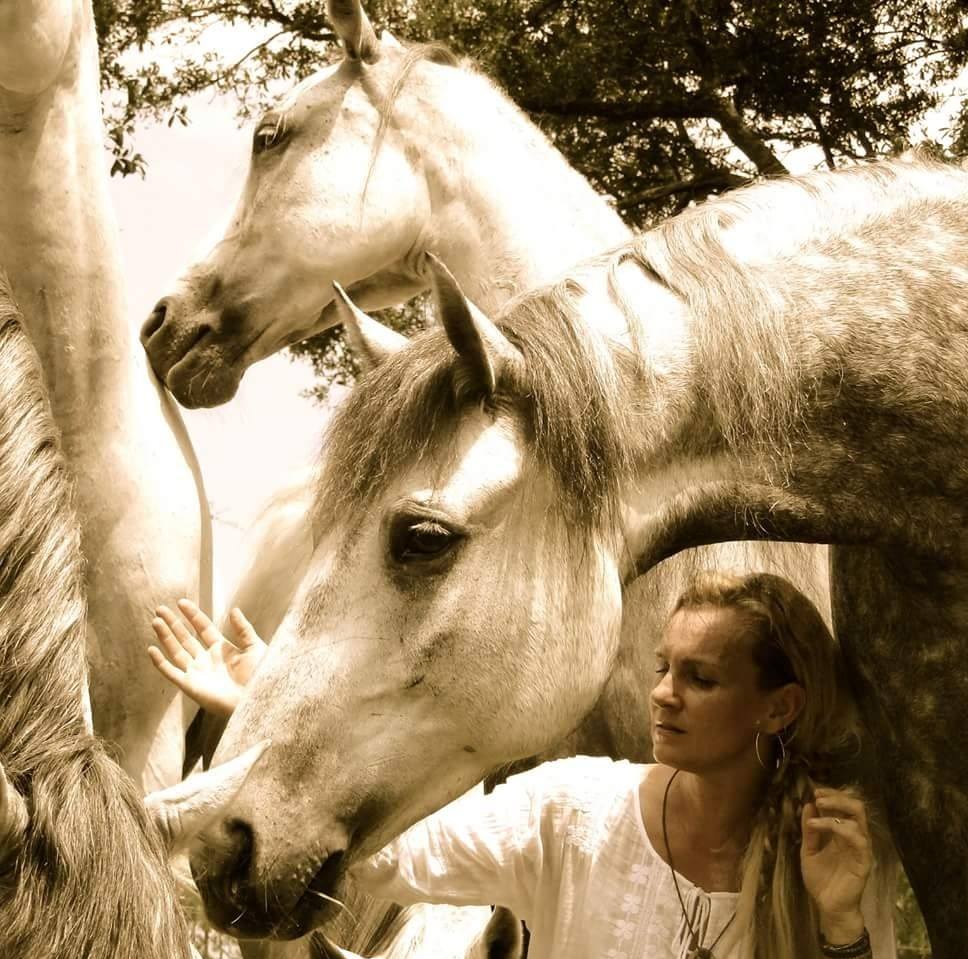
651, 672, 677, 707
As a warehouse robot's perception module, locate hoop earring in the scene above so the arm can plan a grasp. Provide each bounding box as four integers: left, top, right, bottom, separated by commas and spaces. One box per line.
754, 729, 787, 771
754, 730, 768, 769
775, 731, 787, 770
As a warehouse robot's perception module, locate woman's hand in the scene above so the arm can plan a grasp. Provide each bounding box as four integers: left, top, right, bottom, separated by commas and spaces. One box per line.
148, 599, 267, 718
800, 783, 873, 945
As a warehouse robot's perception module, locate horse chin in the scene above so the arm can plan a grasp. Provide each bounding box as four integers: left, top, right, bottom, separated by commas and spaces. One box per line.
166, 349, 244, 409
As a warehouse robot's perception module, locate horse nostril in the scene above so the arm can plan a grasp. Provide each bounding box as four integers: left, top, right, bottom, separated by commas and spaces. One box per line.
140, 299, 169, 344
223, 817, 256, 901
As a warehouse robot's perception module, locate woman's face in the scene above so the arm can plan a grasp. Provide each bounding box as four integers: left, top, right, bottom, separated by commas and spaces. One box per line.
650, 604, 788, 774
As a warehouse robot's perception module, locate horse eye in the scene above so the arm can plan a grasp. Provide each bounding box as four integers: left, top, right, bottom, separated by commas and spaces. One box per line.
390, 518, 462, 565
253, 125, 285, 154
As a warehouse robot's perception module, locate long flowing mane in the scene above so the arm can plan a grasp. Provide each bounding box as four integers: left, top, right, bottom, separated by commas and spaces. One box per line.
0, 274, 190, 958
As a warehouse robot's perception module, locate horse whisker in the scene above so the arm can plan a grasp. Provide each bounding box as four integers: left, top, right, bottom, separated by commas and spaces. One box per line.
304, 888, 359, 923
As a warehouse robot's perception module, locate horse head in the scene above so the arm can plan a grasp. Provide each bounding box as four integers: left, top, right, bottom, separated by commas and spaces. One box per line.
141, 0, 439, 407
188, 260, 629, 936
140, 0, 629, 408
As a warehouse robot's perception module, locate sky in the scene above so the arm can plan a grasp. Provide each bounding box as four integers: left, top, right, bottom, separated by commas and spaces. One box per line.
108, 98, 330, 610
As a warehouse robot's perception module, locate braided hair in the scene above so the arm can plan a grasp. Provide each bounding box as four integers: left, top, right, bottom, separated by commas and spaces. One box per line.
673, 571, 862, 959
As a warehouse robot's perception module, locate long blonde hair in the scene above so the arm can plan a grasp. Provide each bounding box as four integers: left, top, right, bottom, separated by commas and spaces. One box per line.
673, 570, 862, 959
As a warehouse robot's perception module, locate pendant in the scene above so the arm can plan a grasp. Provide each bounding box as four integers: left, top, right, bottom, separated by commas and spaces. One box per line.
688, 949, 713, 959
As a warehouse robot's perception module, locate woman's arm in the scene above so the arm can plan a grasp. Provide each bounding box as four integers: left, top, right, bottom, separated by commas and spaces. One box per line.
351, 767, 556, 920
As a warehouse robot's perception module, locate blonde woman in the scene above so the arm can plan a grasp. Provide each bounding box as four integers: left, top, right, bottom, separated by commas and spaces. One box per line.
150, 572, 895, 958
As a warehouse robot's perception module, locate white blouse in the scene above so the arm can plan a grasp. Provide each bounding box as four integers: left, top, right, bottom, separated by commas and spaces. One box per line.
352, 757, 897, 959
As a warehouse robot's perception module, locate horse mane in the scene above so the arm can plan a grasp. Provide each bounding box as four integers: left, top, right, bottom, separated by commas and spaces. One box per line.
0, 274, 190, 958
628, 155, 968, 457
316, 276, 639, 543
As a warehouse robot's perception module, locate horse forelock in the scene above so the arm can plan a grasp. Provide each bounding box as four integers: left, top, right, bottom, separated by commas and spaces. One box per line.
316, 289, 638, 546
0, 275, 190, 958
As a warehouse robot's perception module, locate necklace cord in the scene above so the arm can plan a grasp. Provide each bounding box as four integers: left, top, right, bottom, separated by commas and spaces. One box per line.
661, 768, 738, 957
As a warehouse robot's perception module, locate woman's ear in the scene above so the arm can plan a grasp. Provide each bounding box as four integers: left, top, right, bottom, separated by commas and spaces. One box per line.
764, 682, 806, 734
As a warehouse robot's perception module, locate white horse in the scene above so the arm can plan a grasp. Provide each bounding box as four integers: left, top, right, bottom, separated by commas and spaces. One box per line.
192, 158, 968, 956
140, 0, 630, 407
0, 0, 210, 792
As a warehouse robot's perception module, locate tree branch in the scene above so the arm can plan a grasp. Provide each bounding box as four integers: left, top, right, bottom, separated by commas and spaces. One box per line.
706, 96, 789, 175
518, 93, 717, 122
618, 169, 749, 211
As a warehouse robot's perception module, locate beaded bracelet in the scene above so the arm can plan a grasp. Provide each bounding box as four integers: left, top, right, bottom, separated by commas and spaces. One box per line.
819, 928, 872, 959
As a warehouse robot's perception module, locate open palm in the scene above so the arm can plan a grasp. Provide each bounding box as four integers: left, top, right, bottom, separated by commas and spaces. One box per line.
148, 599, 267, 718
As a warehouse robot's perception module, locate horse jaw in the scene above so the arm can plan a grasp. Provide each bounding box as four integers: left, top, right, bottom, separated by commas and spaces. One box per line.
145, 740, 270, 853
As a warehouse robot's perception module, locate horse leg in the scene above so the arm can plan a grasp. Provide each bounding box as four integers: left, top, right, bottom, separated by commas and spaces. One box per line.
831, 546, 968, 959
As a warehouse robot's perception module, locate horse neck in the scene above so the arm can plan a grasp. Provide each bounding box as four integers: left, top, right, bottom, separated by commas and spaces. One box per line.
0, 3, 136, 441
404, 62, 631, 312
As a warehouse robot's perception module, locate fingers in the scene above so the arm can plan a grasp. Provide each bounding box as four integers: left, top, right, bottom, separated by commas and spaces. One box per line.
175, 598, 226, 649
227, 607, 264, 650
151, 608, 196, 669
148, 645, 193, 694
801, 792, 873, 871
813, 787, 868, 831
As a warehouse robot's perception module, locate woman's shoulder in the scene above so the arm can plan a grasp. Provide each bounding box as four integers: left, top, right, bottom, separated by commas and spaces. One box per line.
499, 755, 652, 819
507, 754, 649, 790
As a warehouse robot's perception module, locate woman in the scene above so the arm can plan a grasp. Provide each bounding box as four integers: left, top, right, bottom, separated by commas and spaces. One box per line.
150, 571, 895, 958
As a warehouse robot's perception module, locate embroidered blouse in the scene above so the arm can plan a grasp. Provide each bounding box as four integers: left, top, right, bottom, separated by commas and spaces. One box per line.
352, 757, 897, 959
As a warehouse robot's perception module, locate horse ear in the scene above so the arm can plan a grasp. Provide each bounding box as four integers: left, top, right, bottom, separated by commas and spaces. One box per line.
326, 0, 381, 64
0, 761, 28, 860
426, 254, 525, 395
145, 740, 270, 854
332, 283, 408, 371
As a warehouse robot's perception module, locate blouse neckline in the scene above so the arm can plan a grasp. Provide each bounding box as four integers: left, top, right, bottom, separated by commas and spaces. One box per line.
632, 763, 740, 901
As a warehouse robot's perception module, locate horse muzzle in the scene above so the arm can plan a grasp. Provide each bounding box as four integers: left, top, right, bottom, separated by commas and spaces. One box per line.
190, 815, 349, 940
140, 296, 246, 408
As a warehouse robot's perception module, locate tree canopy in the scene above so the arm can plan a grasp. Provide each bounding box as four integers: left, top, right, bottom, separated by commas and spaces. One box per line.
93, 0, 968, 389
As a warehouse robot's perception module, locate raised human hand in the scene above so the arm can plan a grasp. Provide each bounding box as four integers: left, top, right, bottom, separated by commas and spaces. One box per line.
148, 599, 268, 718
800, 783, 873, 945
